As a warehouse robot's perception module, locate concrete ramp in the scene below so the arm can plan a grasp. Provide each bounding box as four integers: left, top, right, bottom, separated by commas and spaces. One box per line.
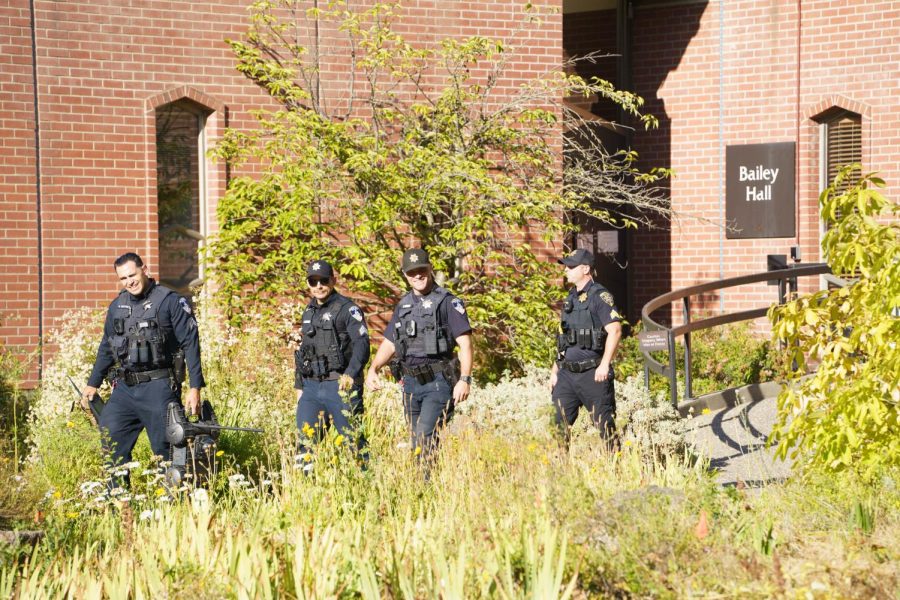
681, 383, 792, 488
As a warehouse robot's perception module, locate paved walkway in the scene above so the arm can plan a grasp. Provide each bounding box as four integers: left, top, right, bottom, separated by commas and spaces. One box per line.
684, 389, 793, 488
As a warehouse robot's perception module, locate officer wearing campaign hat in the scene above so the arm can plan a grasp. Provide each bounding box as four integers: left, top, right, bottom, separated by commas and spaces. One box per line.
294, 259, 370, 466
366, 248, 473, 469
550, 247, 623, 448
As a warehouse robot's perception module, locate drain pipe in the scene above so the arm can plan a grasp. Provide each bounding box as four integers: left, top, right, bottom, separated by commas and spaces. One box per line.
29, 0, 44, 379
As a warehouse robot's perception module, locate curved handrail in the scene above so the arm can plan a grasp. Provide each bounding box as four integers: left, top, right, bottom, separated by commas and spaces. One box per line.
640, 262, 833, 408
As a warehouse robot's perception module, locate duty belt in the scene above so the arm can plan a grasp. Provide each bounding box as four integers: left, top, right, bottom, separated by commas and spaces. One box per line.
115, 368, 173, 386
400, 360, 452, 385
558, 357, 602, 373
304, 371, 343, 382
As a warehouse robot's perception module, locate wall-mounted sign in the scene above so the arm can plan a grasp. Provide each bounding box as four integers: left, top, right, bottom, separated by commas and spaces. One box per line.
726, 142, 796, 239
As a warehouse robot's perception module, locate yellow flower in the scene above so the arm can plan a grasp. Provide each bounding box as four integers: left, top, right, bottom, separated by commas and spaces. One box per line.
66, 421, 75, 429
66, 512, 79, 519
215, 450, 224, 457
624, 440, 632, 447
302, 423, 315, 437
414, 446, 422, 456
52, 491, 62, 499
702, 408, 711, 415
334, 435, 344, 447
155, 488, 166, 497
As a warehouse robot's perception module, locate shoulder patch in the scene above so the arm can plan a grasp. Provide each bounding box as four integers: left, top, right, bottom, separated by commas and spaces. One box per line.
358, 324, 368, 336
599, 291, 615, 306
178, 297, 193, 315
451, 297, 466, 315
349, 306, 363, 322
610, 309, 622, 320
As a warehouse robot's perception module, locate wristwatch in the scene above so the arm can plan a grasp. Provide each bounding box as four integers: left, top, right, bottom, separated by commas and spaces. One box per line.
459, 375, 473, 384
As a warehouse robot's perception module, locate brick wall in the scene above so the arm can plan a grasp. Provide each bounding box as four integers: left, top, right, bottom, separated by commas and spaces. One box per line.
0, 0, 562, 383
625, 0, 899, 326
0, 3, 40, 364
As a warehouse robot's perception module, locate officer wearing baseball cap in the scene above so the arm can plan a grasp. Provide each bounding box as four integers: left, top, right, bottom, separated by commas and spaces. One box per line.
366, 248, 473, 470
550, 248, 623, 449
294, 259, 370, 468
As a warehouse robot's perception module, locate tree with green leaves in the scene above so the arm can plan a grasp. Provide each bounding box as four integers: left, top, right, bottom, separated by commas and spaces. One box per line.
209, 0, 670, 374
769, 165, 899, 478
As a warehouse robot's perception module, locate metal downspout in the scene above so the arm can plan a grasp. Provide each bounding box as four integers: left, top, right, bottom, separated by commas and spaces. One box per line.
29, 0, 43, 378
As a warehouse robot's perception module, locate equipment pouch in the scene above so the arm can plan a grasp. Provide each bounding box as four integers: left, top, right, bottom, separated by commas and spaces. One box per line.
173, 349, 186, 385
389, 359, 402, 381
442, 358, 461, 387
424, 329, 438, 355
592, 329, 606, 351
113, 318, 125, 335
405, 319, 417, 338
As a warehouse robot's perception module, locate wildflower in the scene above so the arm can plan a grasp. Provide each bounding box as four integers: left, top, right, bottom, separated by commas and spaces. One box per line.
133, 494, 147, 501
414, 446, 422, 456
702, 408, 711, 415
190, 488, 209, 505
122, 461, 141, 471
141, 469, 158, 476
66, 512, 79, 519
155, 488, 166, 497
624, 440, 632, 447
215, 450, 224, 457
109, 487, 126, 496
52, 490, 62, 499
80, 481, 103, 495
261, 479, 272, 486
112, 469, 128, 477
139, 509, 162, 521
228, 473, 246, 483
334, 434, 345, 447
66, 421, 75, 429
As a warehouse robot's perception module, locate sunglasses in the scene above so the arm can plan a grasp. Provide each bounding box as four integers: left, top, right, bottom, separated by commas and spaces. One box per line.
307, 277, 331, 287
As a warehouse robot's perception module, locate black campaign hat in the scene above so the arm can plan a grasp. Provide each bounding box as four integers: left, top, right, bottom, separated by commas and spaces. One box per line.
401, 248, 431, 273
558, 248, 595, 267
306, 260, 334, 279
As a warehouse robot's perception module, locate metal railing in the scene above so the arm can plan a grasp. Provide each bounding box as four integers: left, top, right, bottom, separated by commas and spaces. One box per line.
640, 262, 833, 408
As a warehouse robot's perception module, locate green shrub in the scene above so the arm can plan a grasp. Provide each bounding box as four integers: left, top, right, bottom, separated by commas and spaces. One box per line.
617, 320, 776, 401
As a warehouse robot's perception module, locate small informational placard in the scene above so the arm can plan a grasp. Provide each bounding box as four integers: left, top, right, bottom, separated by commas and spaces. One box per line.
726, 142, 796, 239
638, 330, 669, 352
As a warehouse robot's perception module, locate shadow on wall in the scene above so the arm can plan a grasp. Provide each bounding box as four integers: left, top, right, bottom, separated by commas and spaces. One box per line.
562, 1, 708, 327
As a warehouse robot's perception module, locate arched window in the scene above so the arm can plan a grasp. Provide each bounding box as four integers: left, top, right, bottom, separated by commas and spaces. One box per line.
155, 99, 212, 293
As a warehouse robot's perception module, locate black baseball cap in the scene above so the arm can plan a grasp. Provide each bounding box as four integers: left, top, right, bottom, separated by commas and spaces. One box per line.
401, 248, 431, 273
306, 260, 334, 279
558, 248, 594, 267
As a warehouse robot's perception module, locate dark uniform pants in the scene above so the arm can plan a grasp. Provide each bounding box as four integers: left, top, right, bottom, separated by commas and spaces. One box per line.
99, 378, 179, 465
296, 378, 365, 452
402, 373, 454, 461
552, 367, 617, 445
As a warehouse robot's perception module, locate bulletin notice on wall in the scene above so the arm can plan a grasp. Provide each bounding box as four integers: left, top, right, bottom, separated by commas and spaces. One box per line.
725, 142, 796, 239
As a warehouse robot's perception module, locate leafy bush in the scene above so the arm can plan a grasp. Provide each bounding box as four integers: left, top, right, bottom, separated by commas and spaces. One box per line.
616, 321, 776, 402
769, 166, 900, 478
209, 0, 670, 374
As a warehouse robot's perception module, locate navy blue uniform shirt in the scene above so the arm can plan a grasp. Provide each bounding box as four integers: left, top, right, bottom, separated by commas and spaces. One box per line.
88, 281, 204, 388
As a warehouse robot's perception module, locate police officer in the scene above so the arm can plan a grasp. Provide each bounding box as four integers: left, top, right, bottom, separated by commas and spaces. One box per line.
366, 248, 473, 464
294, 260, 370, 463
550, 248, 623, 448
82, 252, 204, 468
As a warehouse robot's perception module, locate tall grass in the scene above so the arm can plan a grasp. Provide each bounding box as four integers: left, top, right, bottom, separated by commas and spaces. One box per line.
3, 306, 898, 598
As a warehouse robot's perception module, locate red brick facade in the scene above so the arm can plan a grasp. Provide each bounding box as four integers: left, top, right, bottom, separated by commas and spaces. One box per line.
0, 1, 562, 381
2, 0, 898, 380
